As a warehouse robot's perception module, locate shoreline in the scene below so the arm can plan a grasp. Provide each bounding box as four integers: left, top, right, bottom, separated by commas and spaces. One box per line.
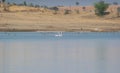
0, 27, 120, 32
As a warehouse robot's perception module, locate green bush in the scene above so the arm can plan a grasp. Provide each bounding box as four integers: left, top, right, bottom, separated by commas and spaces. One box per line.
94, 1, 109, 16
24, 1, 27, 6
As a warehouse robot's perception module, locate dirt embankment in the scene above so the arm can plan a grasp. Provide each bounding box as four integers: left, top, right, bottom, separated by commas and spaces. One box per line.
0, 5, 120, 32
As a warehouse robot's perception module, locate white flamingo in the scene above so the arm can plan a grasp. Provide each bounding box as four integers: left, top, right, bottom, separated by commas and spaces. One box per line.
55, 32, 63, 37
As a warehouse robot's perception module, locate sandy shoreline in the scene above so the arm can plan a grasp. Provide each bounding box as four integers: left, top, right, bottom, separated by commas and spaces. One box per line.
0, 12, 120, 32
0, 27, 120, 32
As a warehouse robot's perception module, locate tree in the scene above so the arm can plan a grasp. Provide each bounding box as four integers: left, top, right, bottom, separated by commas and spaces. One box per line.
94, 1, 109, 16
24, 1, 27, 6
76, 2, 79, 6
29, 3, 34, 7
2, 0, 6, 3
50, 7, 59, 14
75, 2, 80, 14
50, 7, 59, 11
7, 2, 10, 5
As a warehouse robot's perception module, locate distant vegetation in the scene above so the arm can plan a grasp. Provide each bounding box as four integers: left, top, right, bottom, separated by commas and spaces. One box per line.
4, 1, 41, 8
49, 6, 59, 14
82, 6, 86, 11
1, 0, 119, 17
113, 2, 118, 5
23, 1, 27, 6
94, 1, 109, 16
2, 0, 6, 3
75, 2, 80, 14
64, 9, 71, 15
117, 7, 120, 17
76, 2, 79, 6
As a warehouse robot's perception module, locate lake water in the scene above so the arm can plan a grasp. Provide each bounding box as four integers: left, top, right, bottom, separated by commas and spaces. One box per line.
0, 32, 120, 73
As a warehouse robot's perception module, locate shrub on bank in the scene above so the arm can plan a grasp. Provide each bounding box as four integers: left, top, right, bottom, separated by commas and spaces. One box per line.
94, 1, 109, 16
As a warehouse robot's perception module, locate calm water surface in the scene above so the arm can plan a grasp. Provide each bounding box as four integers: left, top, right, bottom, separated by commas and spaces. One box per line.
0, 32, 120, 73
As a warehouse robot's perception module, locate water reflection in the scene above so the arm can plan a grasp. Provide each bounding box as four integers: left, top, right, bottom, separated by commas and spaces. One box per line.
96, 42, 106, 73
0, 32, 120, 73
